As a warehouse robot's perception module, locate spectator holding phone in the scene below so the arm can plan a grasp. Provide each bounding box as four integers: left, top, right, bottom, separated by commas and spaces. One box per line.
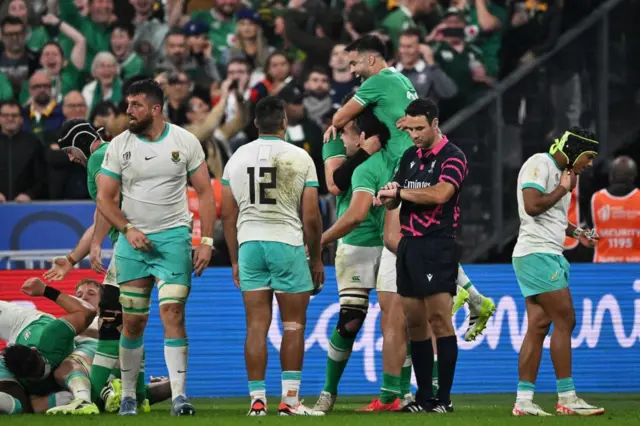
428, 8, 490, 122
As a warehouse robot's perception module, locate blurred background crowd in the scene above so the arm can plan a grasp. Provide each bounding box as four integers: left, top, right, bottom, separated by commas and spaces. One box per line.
0, 0, 639, 265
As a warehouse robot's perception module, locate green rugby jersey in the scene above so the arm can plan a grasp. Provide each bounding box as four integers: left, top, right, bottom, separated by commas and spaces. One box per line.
352, 68, 416, 165
87, 143, 119, 245
322, 137, 394, 247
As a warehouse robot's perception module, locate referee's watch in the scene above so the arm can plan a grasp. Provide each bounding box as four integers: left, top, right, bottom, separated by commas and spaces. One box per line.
395, 186, 403, 200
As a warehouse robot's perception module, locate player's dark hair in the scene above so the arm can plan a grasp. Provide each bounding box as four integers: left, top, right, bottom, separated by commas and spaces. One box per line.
406, 98, 439, 125
401, 27, 423, 40
356, 108, 390, 148
2, 344, 41, 378
1, 16, 25, 31
126, 79, 165, 107
345, 35, 387, 59
255, 96, 287, 134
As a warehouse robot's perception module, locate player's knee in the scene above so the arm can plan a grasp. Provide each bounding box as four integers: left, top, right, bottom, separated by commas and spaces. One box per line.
119, 285, 151, 318
99, 285, 123, 341
122, 314, 147, 337
159, 303, 185, 329
337, 289, 369, 338
282, 321, 305, 334
428, 311, 454, 337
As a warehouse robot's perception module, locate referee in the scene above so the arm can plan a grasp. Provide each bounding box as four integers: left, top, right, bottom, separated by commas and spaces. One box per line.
375, 98, 468, 413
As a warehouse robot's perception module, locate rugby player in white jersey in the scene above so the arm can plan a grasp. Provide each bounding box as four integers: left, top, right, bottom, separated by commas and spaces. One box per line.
221, 96, 325, 416
97, 79, 216, 416
512, 127, 604, 416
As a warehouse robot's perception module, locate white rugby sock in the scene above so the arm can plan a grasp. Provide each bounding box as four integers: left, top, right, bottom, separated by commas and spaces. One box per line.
282, 371, 301, 407
65, 372, 92, 401
0, 392, 21, 414
120, 335, 144, 400
165, 338, 188, 399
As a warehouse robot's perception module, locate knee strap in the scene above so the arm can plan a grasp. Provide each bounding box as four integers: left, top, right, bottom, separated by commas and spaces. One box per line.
157, 281, 190, 306
99, 285, 123, 340
337, 289, 369, 338
119, 285, 152, 316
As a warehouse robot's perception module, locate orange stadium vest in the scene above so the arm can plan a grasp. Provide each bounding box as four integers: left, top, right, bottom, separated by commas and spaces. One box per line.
591, 188, 640, 263
563, 185, 580, 250
187, 178, 222, 247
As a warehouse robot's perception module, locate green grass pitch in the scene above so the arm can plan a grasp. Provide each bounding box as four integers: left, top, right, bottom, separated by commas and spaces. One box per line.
6, 394, 640, 425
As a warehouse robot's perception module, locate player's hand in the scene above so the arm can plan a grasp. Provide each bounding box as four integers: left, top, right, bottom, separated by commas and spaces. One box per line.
126, 228, 153, 251
559, 169, 577, 192
149, 376, 169, 383
360, 133, 381, 155
43, 256, 73, 281
324, 125, 338, 143
90, 244, 105, 274
22, 277, 46, 297
396, 116, 408, 130
375, 188, 398, 206
309, 259, 325, 294
0, 192, 6, 203
232, 263, 240, 289
578, 229, 600, 248
193, 244, 213, 277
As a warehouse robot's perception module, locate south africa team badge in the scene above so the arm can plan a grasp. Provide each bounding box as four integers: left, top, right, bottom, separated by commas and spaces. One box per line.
172, 151, 180, 163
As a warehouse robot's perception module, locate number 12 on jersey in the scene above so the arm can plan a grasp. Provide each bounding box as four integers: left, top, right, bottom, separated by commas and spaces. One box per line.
247, 167, 277, 205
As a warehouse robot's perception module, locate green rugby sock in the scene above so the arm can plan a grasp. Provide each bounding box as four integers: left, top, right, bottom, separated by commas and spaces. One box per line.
380, 373, 401, 404
136, 350, 146, 402
323, 329, 355, 395
90, 340, 119, 402
400, 344, 412, 396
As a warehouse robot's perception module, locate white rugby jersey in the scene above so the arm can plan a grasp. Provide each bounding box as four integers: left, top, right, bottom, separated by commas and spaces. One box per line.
101, 123, 205, 234
513, 153, 571, 257
222, 136, 319, 246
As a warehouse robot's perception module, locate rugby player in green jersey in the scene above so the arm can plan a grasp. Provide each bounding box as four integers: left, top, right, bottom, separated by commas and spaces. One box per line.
0, 278, 97, 415
44, 120, 150, 412
314, 94, 415, 412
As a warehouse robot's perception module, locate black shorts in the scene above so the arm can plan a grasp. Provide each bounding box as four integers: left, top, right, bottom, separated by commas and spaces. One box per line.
396, 236, 459, 298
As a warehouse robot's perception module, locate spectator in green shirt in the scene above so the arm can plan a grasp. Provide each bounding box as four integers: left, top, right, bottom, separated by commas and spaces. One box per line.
0, 71, 14, 101
451, 0, 507, 78
190, 0, 240, 63
110, 21, 145, 81
0, 0, 50, 52
59, 0, 113, 73
381, 0, 438, 52
81, 52, 123, 116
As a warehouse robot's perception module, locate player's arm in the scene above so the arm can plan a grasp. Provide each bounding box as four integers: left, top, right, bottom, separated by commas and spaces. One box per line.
221, 183, 239, 265
321, 191, 372, 247
325, 157, 346, 196
189, 162, 216, 240
333, 98, 365, 129
21, 278, 96, 333
302, 185, 323, 261
96, 174, 128, 232
522, 165, 573, 217
383, 207, 402, 254
67, 223, 95, 264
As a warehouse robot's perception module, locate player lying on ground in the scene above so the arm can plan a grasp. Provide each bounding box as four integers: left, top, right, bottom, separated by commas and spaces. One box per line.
47, 279, 172, 415
97, 80, 215, 416
45, 119, 151, 412
221, 97, 325, 416
512, 127, 604, 417
0, 279, 96, 415
316, 95, 414, 413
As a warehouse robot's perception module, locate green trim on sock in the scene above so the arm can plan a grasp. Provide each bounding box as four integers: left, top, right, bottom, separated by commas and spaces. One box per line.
463, 282, 473, 290
517, 381, 536, 392
557, 377, 575, 393
249, 380, 266, 392
120, 335, 144, 349
380, 373, 401, 404
164, 338, 188, 347
282, 371, 301, 381
11, 397, 22, 414
64, 371, 88, 386
48, 393, 56, 409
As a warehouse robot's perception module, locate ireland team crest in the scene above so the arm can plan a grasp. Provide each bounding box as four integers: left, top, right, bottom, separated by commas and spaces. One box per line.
172, 151, 180, 163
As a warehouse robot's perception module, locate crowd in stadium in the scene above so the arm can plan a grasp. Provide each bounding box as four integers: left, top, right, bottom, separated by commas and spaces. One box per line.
0, 0, 604, 202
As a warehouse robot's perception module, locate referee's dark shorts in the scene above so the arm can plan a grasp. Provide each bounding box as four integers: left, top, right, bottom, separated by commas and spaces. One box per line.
396, 236, 459, 298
